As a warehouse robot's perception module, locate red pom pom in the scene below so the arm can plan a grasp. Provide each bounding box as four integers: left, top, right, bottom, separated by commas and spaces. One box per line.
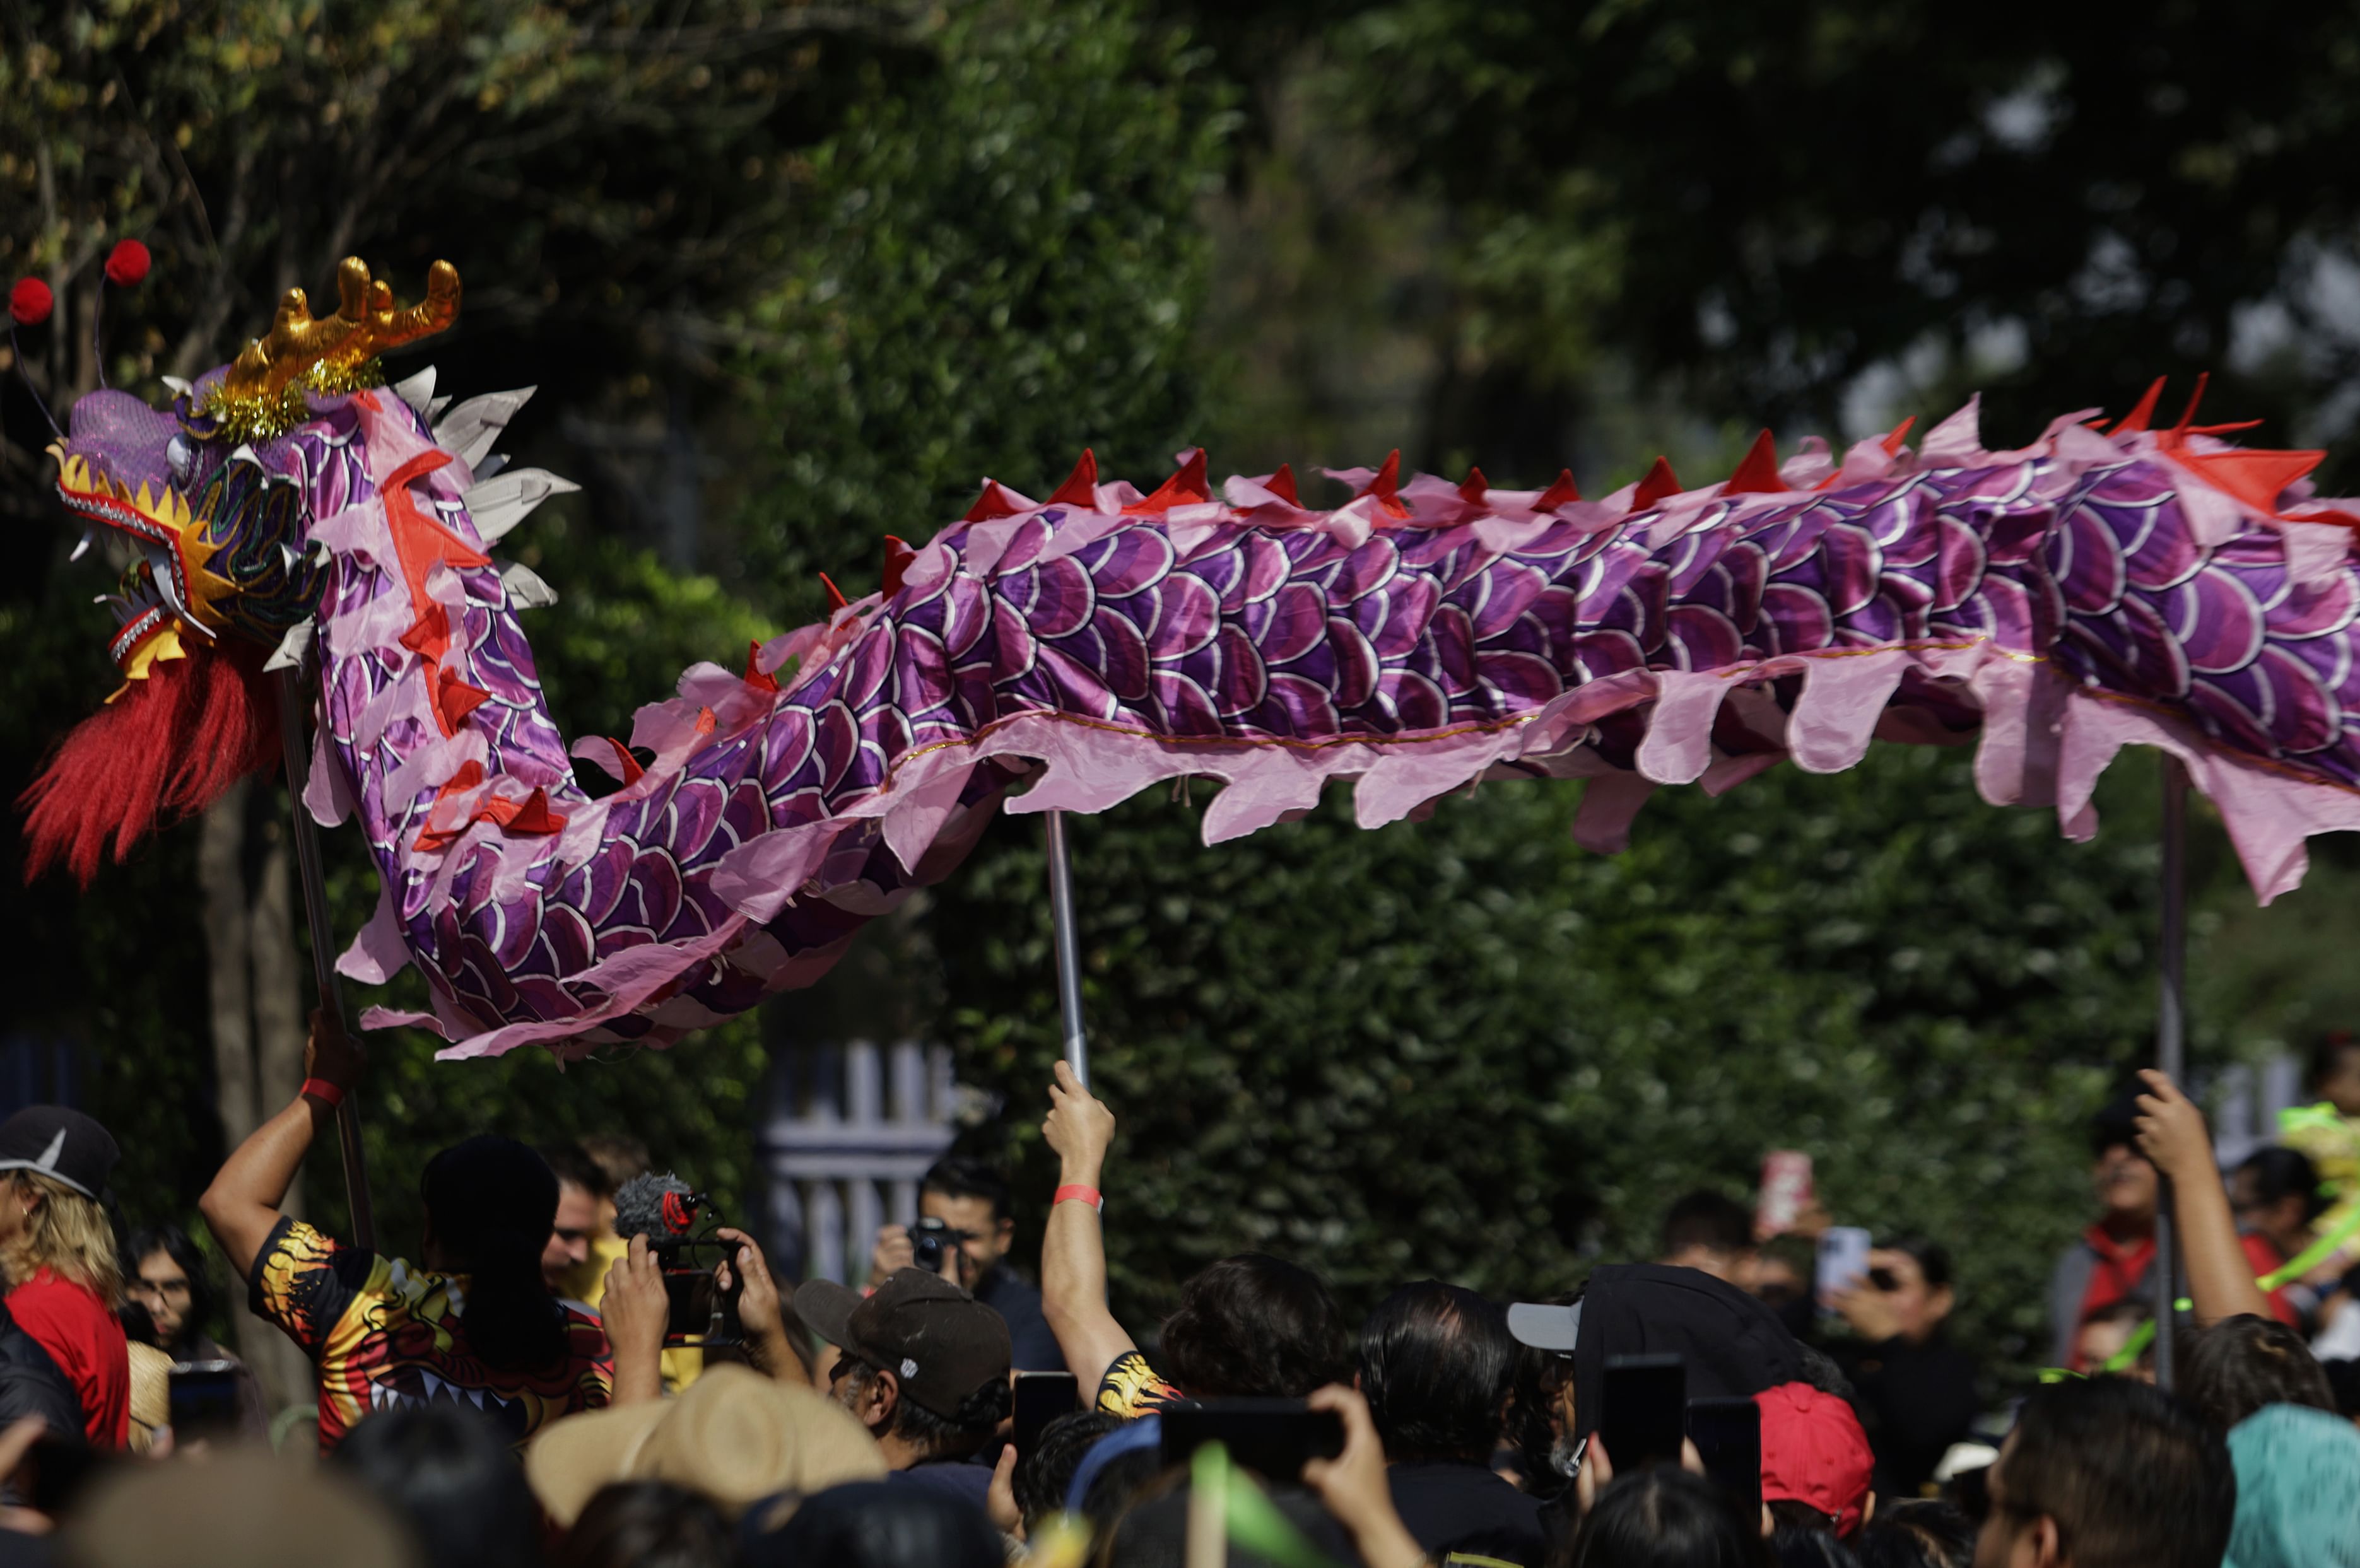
104, 239, 151, 288
8, 278, 52, 326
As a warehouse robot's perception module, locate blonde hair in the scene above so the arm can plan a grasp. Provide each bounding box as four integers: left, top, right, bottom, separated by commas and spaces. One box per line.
2, 1171, 122, 1305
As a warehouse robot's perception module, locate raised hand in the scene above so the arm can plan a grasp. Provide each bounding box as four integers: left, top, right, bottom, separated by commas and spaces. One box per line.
1042, 1060, 1116, 1181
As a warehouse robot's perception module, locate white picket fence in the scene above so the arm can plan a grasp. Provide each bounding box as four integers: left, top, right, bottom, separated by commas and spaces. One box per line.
759, 1039, 959, 1285
2210, 1052, 2311, 1169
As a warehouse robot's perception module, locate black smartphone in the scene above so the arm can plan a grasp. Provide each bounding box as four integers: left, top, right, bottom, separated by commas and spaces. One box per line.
662, 1263, 744, 1347
1159, 1398, 1346, 1482
1599, 1354, 1687, 1471
1686, 1396, 1763, 1521
169, 1359, 244, 1442
1013, 1371, 1080, 1458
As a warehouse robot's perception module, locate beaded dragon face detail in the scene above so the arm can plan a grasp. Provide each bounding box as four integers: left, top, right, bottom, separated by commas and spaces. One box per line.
49, 257, 460, 686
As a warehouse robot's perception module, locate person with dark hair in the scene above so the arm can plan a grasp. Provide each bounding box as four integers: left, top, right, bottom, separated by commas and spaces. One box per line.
793, 1268, 1013, 1509
1569, 1465, 1769, 1568
1828, 1238, 1981, 1497
1037, 1065, 1351, 1417
2072, 1299, 2153, 1381
1014, 1410, 1122, 1535
741, 1477, 1004, 1568
200, 1011, 610, 1451
1852, 1499, 1975, 1568
120, 1222, 269, 1439
1659, 1191, 1761, 1289
334, 1403, 545, 1568
2176, 1314, 2337, 1434
555, 1480, 732, 1568
2226, 1147, 2324, 1331
1970, 1377, 2233, 1568
869, 1154, 1062, 1371
1356, 1281, 1546, 1564
540, 1144, 610, 1301
2046, 1092, 2161, 1371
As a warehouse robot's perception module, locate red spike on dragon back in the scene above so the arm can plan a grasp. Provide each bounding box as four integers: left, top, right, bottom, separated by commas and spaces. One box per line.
28, 262, 2360, 1058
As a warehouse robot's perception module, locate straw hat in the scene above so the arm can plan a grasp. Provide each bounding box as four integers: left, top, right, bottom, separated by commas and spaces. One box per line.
525, 1362, 886, 1526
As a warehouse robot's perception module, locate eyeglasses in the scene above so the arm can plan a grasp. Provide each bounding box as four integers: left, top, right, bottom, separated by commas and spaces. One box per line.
131, 1277, 192, 1301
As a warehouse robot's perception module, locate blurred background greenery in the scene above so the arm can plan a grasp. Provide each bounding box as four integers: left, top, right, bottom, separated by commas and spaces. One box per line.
8, 0, 2360, 1404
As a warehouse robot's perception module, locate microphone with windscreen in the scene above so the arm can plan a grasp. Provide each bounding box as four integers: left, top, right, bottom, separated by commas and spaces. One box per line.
610, 1171, 742, 1347
613, 1172, 707, 1255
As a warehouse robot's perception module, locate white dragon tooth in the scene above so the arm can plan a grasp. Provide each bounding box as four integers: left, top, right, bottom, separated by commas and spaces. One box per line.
432, 387, 536, 469
312, 540, 332, 567
499, 561, 559, 610
262, 619, 315, 673
279, 543, 300, 573
160, 375, 193, 396
70, 532, 92, 563
465, 468, 581, 543
391, 364, 438, 417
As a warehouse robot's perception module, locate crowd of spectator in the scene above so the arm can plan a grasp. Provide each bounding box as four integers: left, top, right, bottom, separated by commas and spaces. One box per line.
0, 1015, 2354, 1566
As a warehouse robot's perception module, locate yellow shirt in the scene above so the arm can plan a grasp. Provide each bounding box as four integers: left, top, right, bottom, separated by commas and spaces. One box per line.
560, 1231, 702, 1394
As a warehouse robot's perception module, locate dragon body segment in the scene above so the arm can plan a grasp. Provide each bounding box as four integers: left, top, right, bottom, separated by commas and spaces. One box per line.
33, 260, 2360, 1058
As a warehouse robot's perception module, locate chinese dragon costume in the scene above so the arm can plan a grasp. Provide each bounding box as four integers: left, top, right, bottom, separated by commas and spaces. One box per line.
23, 259, 2360, 1059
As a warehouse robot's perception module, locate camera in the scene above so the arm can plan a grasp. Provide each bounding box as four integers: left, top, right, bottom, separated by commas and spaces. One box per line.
910, 1216, 971, 1277
614, 1172, 744, 1347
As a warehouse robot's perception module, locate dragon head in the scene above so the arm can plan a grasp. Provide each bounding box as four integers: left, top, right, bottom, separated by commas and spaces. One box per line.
21, 255, 459, 882
49, 256, 460, 684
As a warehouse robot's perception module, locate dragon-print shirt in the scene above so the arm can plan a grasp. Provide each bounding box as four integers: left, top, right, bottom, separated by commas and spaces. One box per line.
248, 1215, 611, 1453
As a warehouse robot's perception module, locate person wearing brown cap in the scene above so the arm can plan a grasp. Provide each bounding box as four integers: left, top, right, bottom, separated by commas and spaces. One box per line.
795, 1267, 1013, 1512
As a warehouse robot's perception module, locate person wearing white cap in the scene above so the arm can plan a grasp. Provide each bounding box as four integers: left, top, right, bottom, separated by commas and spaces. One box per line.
0, 1104, 127, 1446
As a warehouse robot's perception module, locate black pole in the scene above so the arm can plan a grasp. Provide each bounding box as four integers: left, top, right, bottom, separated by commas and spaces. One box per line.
2154, 756, 2189, 1390
273, 667, 377, 1253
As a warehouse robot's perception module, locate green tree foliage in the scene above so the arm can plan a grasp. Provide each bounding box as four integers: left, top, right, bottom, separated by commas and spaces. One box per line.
732, 0, 1235, 614
1331, 0, 2360, 451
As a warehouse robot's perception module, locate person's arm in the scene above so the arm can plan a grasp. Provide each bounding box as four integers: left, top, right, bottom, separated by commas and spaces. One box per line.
1039, 1062, 1135, 1395
1302, 1386, 1426, 1568
602, 1235, 669, 1407
198, 1010, 362, 1282
2135, 1069, 2275, 1325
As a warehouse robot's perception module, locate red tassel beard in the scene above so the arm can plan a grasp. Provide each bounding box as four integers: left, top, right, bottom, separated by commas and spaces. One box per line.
20, 642, 281, 885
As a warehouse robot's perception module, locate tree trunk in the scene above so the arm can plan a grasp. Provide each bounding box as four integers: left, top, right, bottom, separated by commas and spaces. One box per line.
196, 783, 318, 1419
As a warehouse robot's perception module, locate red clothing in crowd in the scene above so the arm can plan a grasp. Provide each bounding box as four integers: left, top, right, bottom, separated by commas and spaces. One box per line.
8, 1267, 128, 1446
2238, 1232, 2305, 1329
2074, 1223, 2157, 1338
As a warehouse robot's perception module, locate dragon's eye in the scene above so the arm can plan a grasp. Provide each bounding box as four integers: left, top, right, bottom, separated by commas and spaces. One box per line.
167, 433, 194, 483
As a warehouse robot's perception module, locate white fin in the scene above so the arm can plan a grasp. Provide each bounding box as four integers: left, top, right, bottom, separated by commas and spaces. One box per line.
262, 619, 315, 672
428, 394, 452, 419
464, 467, 581, 542
433, 387, 536, 469
70, 532, 93, 563
279, 543, 301, 573
391, 365, 438, 417
474, 452, 509, 480
499, 560, 559, 609
160, 375, 193, 397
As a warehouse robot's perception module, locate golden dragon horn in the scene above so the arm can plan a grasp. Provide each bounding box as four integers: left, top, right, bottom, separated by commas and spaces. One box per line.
218, 257, 461, 404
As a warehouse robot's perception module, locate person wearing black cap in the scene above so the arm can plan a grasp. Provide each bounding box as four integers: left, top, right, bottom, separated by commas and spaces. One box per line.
2046, 1089, 2161, 1370
201, 1011, 611, 1451
795, 1267, 1013, 1510
0, 1103, 129, 1446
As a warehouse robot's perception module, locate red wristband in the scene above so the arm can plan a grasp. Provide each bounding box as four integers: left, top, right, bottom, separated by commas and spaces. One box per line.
1054, 1184, 1103, 1212
300, 1077, 345, 1109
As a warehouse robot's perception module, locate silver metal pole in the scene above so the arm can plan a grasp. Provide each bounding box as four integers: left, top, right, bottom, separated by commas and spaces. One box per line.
274, 668, 377, 1253
2154, 755, 2190, 1390
1043, 809, 1089, 1089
